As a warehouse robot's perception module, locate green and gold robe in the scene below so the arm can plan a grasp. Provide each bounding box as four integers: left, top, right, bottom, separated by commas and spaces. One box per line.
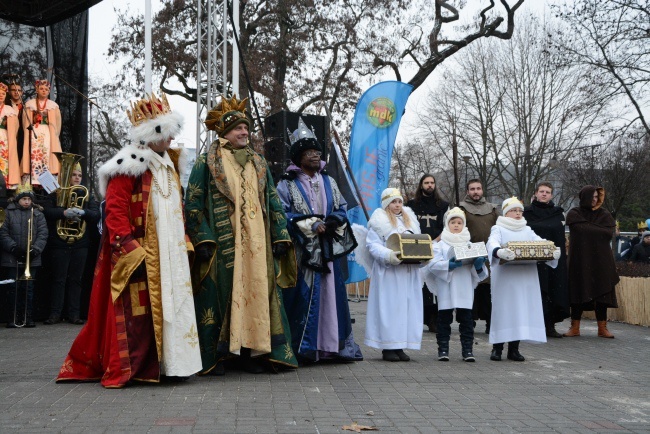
185, 138, 298, 373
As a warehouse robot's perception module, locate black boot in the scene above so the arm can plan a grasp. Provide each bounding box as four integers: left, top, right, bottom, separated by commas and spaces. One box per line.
437, 341, 449, 361
545, 323, 562, 338
490, 343, 504, 361
461, 339, 475, 362
382, 350, 400, 362
507, 341, 525, 361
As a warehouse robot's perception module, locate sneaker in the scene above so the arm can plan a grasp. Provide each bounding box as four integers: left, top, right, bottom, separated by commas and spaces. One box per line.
68, 318, 85, 325
437, 351, 449, 362
394, 349, 410, 362
44, 317, 61, 325
382, 350, 400, 362
25, 320, 36, 328
462, 351, 476, 362
6, 322, 18, 329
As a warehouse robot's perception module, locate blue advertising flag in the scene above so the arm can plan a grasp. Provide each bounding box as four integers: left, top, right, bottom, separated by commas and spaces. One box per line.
346, 81, 413, 283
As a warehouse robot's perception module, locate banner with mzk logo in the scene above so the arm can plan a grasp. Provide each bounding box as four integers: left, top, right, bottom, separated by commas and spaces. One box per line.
346, 81, 413, 284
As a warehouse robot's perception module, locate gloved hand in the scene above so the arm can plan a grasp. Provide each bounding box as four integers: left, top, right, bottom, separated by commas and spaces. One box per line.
448, 257, 463, 270
72, 208, 85, 217
63, 208, 81, 222
195, 244, 214, 262
324, 219, 339, 236
473, 256, 486, 270
11, 245, 26, 260
552, 247, 561, 260
388, 251, 402, 266
30, 248, 41, 258
496, 248, 516, 261
272, 242, 290, 258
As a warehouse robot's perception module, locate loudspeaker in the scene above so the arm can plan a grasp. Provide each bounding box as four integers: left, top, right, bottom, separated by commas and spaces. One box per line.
264, 137, 290, 185
263, 110, 329, 185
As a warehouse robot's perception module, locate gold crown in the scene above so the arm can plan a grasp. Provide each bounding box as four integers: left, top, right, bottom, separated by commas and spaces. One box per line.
15, 182, 34, 196
205, 94, 249, 133
127, 93, 172, 127
638, 221, 648, 230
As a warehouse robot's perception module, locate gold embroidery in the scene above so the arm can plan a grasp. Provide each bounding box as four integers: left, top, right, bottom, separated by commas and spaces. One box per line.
60, 359, 74, 374
200, 307, 216, 326
184, 324, 199, 348
283, 343, 293, 360
130, 281, 148, 316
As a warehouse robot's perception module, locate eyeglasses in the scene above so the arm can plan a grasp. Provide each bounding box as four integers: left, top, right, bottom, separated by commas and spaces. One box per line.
304, 150, 322, 157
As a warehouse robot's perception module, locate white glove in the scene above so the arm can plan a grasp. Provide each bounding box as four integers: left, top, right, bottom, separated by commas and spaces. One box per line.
552, 247, 561, 260
388, 251, 402, 266
496, 248, 516, 261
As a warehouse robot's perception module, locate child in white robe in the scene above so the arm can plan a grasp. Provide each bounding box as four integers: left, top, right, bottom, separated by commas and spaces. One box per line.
422, 207, 488, 362
363, 188, 423, 362
487, 197, 561, 361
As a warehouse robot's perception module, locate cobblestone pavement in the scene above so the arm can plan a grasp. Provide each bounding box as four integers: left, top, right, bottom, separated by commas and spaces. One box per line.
0, 301, 648, 433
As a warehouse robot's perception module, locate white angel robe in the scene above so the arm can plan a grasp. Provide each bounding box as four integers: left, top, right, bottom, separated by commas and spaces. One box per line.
422, 240, 487, 310
363, 208, 423, 350
486, 222, 558, 344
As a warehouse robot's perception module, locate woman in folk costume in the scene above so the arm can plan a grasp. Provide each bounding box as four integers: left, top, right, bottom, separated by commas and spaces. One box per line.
564, 186, 619, 338
57, 93, 202, 388
22, 80, 62, 184
0, 83, 21, 189
421, 207, 487, 362
486, 197, 561, 362
353, 188, 423, 362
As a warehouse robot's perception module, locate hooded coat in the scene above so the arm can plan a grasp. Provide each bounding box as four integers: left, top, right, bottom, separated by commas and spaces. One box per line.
0, 200, 48, 267
566, 186, 619, 309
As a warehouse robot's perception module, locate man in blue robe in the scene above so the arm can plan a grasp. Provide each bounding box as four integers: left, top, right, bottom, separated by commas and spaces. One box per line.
276, 119, 362, 363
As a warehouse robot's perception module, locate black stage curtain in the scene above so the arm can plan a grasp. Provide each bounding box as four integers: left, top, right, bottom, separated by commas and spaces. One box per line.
49, 10, 89, 161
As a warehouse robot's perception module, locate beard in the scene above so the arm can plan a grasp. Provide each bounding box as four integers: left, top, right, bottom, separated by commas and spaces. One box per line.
422, 187, 435, 196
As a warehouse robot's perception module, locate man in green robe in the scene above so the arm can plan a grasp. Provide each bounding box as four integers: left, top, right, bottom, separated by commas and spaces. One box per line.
185, 95, 298, 375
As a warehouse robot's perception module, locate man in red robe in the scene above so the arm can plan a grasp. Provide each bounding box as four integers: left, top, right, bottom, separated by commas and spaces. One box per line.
56, 93, 202, 388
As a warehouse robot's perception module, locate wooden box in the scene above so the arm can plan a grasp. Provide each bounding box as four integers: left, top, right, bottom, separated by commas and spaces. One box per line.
386, 233, 433, 264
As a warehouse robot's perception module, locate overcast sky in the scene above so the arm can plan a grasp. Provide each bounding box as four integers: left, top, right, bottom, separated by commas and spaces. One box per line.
87, 0, 551, 151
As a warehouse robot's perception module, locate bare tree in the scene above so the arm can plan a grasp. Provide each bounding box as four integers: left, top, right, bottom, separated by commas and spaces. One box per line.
0, 21, 46, 99
552, 0, 650, 135
560, 129, 650, 218
410, 14, 611, 205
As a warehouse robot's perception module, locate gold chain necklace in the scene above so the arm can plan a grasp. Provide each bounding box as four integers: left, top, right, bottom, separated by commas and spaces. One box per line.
151, 166, 174, 199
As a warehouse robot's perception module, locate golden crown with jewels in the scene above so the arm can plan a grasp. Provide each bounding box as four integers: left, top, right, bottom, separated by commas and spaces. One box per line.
126, 93, 173, 127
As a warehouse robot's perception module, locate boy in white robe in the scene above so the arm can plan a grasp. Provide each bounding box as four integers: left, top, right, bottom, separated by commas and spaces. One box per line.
422, 207, 488, 362
361, 188, 423, 362
486, 197, 561, 362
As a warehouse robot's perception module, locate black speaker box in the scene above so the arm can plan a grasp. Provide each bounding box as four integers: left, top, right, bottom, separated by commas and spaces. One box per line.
263, 110, 330, 185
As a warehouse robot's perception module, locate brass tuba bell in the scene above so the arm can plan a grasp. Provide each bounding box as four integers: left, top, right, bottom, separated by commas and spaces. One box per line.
54, 152, 89, 244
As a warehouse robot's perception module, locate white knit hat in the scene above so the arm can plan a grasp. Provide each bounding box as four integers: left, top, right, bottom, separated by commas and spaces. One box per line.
502, 196, 524, 216
444, 207, 466, 228
381, 188, 403, 209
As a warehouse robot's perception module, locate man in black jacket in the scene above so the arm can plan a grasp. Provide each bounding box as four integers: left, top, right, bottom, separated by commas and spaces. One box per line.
523, 182, 569, 338
629, 231, 650, 263
406, 174, 449, 332
42, 164, 100, 325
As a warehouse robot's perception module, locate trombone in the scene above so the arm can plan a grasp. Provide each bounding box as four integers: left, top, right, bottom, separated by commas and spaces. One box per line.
12, 208, 34, 327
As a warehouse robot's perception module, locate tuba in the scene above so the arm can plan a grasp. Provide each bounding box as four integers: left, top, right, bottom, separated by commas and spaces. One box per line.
54, 152, 89, 244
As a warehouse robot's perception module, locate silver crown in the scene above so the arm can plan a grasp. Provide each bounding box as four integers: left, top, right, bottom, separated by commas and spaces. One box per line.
288, 117, 318, 146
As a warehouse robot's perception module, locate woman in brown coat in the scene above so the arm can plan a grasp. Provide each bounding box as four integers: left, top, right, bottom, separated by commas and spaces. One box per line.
564, 185, 619, 338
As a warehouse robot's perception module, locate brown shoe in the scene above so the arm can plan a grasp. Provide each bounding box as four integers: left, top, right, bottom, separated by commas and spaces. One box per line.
597, 320, 614, 338
563, 319, 580, 337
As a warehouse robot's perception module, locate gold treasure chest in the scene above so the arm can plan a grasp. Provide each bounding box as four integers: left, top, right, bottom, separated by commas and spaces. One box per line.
386, 233, 433, 264
501, 241, 555, 265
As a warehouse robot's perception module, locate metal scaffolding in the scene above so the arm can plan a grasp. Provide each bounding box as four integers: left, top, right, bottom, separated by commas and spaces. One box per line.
196, 0, 240, 155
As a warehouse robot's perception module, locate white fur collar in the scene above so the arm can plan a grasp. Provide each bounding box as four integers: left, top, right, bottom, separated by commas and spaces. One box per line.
367, 206, 420, 240
496, 216, 528, 231
440, 227, 471, 246
97, 144, 187, 198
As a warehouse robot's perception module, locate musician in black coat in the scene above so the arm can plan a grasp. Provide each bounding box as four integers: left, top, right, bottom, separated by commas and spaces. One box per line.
406, 174, 449, 332
523, 182, 569, 338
